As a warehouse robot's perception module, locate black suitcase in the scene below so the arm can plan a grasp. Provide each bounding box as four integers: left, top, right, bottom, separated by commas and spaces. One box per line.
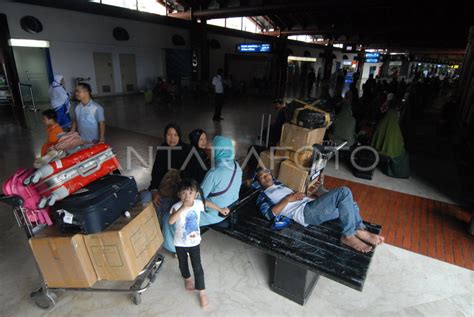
350, 146, 378, 181
294, 108, 328, 129
53, 175, 139, 234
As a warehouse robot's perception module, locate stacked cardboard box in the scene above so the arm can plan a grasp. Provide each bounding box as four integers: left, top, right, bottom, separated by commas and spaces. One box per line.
277, 100, 331, 193
29, 203, 163, 288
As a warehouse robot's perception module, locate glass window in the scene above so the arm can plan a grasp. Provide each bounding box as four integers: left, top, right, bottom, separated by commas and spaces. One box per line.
101, 0, 137, 10
138, 0, 166, 15
242, 17, 257, 33
207, 18, 226, 27
225, 17, 242, 31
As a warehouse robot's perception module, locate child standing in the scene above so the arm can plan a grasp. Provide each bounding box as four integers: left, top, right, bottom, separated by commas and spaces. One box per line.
41, 109, 64, 156
168, 179, 209, 309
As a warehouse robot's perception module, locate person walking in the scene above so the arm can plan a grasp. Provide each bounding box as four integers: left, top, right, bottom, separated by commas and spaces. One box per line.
48, 74, 72, 130
212, 69, 224, 122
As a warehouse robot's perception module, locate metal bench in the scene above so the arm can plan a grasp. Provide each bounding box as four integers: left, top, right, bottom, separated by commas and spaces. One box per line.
212, 186, 382, 305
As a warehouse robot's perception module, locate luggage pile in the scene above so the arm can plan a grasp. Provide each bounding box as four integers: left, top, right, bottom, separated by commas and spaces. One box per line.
259, 99, 333, 193
3, 143, 164, 289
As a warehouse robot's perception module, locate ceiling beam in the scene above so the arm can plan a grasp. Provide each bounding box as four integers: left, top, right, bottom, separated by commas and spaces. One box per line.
169, 1, 388, 20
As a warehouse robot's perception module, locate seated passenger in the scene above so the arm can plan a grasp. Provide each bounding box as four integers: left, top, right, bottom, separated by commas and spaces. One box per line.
181, 129, 211, 184
161, 135, 240, 254
142, 123, 190, 220
254, 167, 384, 253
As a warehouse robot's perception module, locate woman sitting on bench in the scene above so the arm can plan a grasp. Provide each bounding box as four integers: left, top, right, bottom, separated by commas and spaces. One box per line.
254, 167, 384, 253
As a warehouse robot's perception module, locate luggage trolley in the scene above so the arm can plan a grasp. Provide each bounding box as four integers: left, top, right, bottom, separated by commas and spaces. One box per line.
0, 194, 165, 309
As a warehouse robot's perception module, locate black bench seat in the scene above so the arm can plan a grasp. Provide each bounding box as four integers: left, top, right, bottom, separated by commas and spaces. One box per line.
212, 186, 382, 305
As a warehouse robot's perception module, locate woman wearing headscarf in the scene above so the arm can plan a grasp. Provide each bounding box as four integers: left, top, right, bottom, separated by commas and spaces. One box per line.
371, 102, 410, 178
48, 74, 72, 130
161, 136, 242, 253
333, 92, 357, 148
200, 136, 243, 227
144, 123, 190, 218
181, 129, 211, 183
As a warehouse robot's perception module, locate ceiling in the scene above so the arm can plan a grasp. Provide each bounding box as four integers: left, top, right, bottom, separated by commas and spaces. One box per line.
164, 0, 473, 50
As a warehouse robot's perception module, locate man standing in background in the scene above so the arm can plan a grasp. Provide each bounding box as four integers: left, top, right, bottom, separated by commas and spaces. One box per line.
212, 68, 224, 122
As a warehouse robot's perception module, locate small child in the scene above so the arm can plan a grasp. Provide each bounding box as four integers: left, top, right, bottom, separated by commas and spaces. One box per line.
41, 109, 64, 156
168, 179, 209, 309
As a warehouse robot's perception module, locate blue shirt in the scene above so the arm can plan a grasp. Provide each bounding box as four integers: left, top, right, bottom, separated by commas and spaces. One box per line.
75, 100, 105, 142
200, 160, 242, 226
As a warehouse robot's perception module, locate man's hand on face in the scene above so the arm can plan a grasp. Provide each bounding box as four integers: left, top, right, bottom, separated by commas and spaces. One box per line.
287, 192, 305, 202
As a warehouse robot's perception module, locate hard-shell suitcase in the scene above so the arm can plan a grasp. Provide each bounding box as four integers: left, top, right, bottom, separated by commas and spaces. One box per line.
2, 168, 53, 225
26, 144, 120, 208
53, 175, 139, 234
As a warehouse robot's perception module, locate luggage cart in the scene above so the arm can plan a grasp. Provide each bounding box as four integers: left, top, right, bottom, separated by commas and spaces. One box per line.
0, 194, 165, 309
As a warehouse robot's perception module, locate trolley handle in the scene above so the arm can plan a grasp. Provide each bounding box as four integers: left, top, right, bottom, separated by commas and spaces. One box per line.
0, 194, 24, 208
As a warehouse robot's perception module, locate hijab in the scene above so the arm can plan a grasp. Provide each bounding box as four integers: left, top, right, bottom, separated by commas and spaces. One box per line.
49, 74, 69, 110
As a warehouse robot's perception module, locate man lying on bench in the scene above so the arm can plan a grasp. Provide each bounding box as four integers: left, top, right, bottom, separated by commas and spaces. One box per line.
254, 167, 385, 253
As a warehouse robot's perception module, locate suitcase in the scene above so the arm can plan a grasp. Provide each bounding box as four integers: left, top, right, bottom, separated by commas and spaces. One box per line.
350, 146, 378, 181
53, 175, 138, 234
26, 144, 120, 208
2, 168, 53, 225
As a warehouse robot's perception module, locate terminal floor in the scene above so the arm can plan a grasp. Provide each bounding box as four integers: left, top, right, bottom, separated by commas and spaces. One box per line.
0, 96, 472, 316
324, 176, 473, 270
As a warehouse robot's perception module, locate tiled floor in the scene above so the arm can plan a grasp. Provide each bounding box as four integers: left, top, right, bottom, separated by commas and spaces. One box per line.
324, 176, 474, 270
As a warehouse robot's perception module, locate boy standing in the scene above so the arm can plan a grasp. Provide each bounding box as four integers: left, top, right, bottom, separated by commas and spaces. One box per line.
41, 109, 64, 156
168, 179, 209, 309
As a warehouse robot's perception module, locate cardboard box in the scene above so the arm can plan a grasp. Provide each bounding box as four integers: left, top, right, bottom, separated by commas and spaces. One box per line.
259, 150, 285, 176
275, 148, 313, 168
84, 203, 163, 281
277, 160, 309, 193
279, 123, 325, 151
29, 229, 98, 288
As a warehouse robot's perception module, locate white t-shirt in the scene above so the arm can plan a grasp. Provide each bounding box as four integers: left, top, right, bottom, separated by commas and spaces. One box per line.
170, 200, 204, 247
212, 75, 224, 94
264, 184, 313, 227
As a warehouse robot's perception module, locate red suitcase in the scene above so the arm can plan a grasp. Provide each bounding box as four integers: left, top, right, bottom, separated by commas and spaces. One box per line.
25, 144, 120, 208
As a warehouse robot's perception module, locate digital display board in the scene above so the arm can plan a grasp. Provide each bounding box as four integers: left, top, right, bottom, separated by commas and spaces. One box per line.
236, 43, 271, 53
364, 52, 380, 63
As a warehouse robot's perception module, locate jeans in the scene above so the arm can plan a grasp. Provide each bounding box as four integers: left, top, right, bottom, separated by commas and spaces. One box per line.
303, 186, 365, 236
175, 245, 205, 290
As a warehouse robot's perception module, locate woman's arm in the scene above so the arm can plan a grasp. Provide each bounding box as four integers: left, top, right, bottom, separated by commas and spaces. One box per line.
205, 200, 230, 216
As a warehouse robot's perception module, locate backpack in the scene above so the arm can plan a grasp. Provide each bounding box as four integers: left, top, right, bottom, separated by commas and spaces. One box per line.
2, 168, 53, 225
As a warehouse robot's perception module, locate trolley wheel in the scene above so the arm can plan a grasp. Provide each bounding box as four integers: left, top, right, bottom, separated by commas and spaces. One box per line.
132, 292, 142, 305
148, 272, 157, 283
30, 288, 57, 310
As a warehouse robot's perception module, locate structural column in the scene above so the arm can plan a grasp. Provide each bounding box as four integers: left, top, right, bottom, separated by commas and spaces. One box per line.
190, 21, 210, 81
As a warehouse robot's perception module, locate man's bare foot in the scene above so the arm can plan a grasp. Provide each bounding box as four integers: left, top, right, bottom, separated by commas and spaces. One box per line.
356, 229, 385, 246
184, 278, 194, 291
341, 235, 373, 253
199, 291, 209, 310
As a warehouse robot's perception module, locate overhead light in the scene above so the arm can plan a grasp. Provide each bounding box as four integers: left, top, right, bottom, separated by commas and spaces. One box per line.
8, 38, 50, 48
288, 56, 317, 62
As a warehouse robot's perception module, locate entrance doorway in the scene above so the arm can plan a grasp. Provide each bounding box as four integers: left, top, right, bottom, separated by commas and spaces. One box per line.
93, 52, 115, 95
165, 49, 192, 87
119, 53, 137, 93
12, 47, 50, 103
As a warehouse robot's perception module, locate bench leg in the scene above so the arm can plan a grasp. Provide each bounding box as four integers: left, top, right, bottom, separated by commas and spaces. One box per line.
271, 257, 319, 306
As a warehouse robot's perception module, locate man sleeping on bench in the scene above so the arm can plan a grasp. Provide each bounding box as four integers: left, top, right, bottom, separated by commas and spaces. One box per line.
254, 167, 385, 253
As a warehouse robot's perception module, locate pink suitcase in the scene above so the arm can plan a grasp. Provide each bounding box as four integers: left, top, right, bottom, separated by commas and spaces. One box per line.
2, 168, 53, 225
